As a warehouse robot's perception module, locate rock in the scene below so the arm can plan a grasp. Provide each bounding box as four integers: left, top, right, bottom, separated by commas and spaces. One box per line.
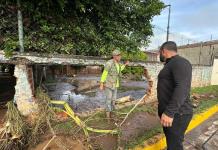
209, 95, 216, 99
115, 96, 134, 104
192, 93, 201, 100
213, 121, 218, 126
200, 94, 207, 98
192, 103, 199, 108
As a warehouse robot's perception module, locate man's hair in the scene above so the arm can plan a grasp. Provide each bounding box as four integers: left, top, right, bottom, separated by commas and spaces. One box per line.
160, 41, 177, 52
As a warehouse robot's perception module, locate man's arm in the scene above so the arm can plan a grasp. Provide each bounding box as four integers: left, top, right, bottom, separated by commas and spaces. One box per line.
100, 70, 108, 90
100, 61, 111, 90
120, 61, 129, 71
100, 70, 108, 83
164, 60, 192, 118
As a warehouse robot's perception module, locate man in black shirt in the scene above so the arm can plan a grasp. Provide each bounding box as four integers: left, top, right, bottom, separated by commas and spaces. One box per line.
157, 41, 193, 150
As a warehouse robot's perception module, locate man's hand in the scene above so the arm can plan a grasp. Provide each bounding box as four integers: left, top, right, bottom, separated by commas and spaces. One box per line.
160, 113, 173, 127
99, 82, 105, 91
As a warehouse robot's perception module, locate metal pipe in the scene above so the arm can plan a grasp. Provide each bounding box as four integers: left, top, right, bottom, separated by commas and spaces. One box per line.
166, 4, 171, 41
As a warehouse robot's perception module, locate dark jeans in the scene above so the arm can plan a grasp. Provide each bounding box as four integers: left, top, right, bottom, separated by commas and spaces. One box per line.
163, 113, 193, 150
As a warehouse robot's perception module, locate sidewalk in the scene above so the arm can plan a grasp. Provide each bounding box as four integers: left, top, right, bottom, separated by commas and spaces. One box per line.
184, 112, 218, 150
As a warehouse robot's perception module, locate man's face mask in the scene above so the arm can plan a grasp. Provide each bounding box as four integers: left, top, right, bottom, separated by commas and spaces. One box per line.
159, 50, 165, 62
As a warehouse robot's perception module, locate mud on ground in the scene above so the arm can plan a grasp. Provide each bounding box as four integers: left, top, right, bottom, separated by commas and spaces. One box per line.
29, 108, 160, 150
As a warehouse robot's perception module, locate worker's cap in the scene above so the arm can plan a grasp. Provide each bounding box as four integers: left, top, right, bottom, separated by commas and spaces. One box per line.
112, 49, 121, 56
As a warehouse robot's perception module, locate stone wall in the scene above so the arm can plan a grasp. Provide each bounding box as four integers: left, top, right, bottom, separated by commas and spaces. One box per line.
14, 64, 38, 115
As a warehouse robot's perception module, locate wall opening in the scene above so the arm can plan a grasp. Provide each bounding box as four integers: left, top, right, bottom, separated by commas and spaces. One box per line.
0, 63, 16, 124
0, 63, 16, 104
32, 64, 152, 115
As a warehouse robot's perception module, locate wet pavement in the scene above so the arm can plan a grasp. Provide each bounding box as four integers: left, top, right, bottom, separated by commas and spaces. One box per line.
184, 112, 218, 150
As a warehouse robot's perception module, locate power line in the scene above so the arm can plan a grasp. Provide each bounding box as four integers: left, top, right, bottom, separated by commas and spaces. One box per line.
152, 25, 200, 45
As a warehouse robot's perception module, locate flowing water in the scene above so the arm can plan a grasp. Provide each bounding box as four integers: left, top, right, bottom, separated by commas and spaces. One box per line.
45, 75, 148, 113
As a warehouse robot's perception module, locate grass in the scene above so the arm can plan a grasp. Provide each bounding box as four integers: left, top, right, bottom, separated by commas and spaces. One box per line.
53, 103, 157, 139
53, 120, 77, 134
115, 103, 156, 116
54, 110, 110, 134
193, 98, 218, 114
125, 125, 163, 149
126, 85, 218, 149
85, 112, 113, 129
192, 85, 218, 114
191, 85, 218, 96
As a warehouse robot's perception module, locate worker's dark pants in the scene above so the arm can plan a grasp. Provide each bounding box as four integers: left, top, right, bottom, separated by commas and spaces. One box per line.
163, 114, 193, 150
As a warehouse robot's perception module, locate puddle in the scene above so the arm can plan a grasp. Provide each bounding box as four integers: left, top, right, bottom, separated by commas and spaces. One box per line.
45, 76, 148, 113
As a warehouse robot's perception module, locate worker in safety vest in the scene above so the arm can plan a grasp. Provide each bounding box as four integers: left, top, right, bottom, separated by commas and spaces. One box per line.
100, 48, 129, 119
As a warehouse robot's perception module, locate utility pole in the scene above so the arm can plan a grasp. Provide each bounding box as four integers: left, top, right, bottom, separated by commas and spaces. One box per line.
166, 4, 171, 41
17, 0, 24, 52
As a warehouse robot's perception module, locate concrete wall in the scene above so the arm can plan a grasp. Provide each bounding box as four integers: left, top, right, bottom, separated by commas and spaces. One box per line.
145, 52, 159, 62
14, 64, 38, 115
211, 58, 218, 85
178, 41, 218, 65
0, 51, 213, 115
142, 63, 212, 101
4, 62, 213, 116
12, 62, 212, 115
192, 65, 213, 87
145, 40, 218, 66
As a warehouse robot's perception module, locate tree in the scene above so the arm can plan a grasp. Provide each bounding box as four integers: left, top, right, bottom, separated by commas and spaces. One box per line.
0, 0, 164, 56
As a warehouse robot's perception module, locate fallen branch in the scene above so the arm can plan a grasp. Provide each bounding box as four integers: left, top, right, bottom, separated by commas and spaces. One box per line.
42, 114, 57, 150
42, 135, 56, 150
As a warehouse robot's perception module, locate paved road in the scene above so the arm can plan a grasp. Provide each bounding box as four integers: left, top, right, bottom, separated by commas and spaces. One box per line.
184, 112, 218, 150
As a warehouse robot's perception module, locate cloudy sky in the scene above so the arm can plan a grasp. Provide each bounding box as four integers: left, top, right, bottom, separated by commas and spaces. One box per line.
147, 0, 218, 50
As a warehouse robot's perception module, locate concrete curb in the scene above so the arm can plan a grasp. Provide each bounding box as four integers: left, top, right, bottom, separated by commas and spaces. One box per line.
134, 104, 218, 150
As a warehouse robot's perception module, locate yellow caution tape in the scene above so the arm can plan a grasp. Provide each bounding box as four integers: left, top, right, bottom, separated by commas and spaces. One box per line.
50, 100, 118, 137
